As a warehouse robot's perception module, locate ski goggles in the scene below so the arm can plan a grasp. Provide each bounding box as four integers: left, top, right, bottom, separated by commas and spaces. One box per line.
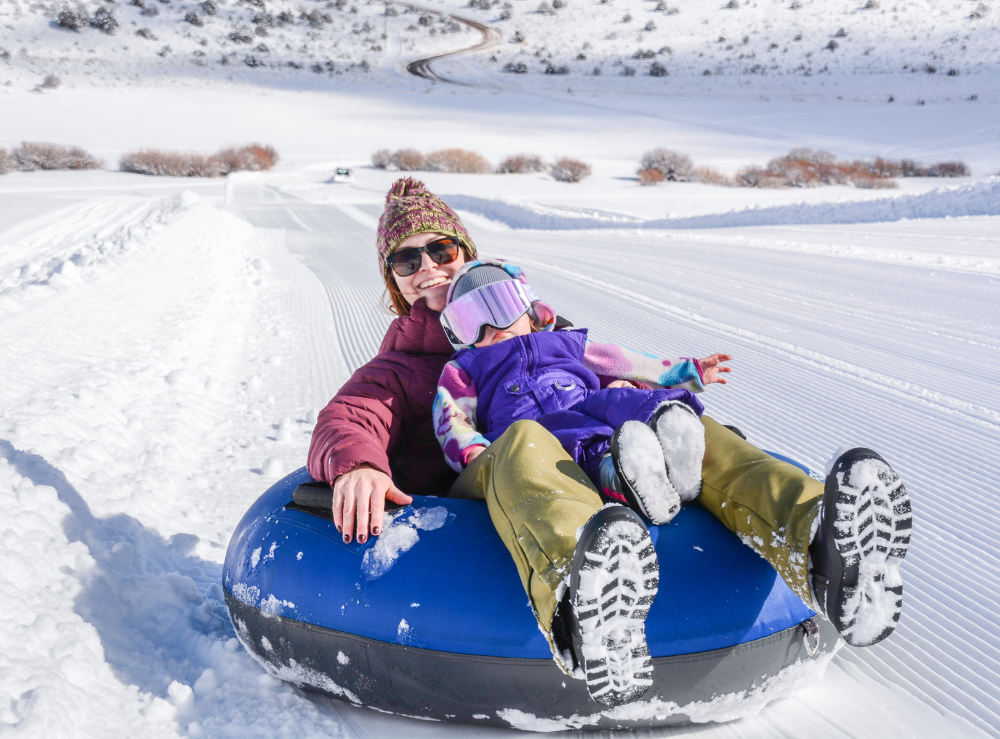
386, 236, 463, 277
440, 279, 539, 348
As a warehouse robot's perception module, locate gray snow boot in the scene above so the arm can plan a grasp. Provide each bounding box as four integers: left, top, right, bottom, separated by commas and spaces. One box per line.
567, 505, 659, 707
600, 421, 681, 525
649, 401, 705, 502
810, 448, 912, 647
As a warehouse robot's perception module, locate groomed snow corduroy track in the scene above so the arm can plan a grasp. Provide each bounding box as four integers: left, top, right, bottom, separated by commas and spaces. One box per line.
2, 170, 998, 738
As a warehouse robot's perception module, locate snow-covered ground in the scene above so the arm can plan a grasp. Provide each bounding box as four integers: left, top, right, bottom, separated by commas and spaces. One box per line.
2, 16, 1000, 736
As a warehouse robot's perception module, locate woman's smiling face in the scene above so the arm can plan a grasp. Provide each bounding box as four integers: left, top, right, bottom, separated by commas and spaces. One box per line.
392, 232, 467, 312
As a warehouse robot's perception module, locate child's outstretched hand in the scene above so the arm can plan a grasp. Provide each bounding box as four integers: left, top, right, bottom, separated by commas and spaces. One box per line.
699, 354, 733, 384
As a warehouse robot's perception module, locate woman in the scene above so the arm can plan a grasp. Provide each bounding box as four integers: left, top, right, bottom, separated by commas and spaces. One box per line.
308, 178, 911, 707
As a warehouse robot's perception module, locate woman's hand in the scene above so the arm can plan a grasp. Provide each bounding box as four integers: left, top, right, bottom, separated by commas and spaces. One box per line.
607, 379, 638, 389
332, 464, 413, 544
699, 354, 734, 385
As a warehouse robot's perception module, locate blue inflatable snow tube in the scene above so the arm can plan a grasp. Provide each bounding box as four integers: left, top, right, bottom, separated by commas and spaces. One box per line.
224, 453, 838, 730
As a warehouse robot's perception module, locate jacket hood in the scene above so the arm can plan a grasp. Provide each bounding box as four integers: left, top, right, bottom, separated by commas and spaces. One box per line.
379, 298, 455, 356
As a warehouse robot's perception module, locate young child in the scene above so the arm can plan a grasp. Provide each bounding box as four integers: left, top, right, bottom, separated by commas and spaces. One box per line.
433, 260, 732, 524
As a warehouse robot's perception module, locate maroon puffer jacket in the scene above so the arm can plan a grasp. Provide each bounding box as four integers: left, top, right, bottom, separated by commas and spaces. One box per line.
307, 298, 459, 496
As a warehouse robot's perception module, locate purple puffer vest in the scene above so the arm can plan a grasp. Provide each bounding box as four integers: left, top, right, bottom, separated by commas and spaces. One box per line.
453, 329, 601, 442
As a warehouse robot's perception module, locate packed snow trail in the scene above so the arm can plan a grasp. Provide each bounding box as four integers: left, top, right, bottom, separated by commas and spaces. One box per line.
1, 174, 994, 738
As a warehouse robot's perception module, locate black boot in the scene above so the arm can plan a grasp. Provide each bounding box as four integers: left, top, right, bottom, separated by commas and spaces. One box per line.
566, 505, 659, 706
810, 447, 912, 647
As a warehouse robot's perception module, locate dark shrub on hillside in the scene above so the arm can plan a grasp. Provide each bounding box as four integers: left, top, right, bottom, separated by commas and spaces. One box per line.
497, 154, 546, 173
503, 62, 528, 73
928, 161, 969, 177
550, 157, 591, 182
202, 0, 218, 15
639, 148, 692, 181
14, 142, 103, 171
90, 8, 119, 34
185, 11, 204, 26
425, 149, 493, 174
649, 61, 668, 76
41, 74, 61, 89
57, 9, 86, 31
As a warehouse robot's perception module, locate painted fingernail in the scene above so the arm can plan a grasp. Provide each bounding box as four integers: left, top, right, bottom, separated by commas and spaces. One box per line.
336, 525, 342, 533
358, 534, 367, 544
343, 534, 351, 543
372, 527, 380, 536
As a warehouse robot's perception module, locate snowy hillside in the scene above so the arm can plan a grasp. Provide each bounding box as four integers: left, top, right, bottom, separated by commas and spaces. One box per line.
1, 0, 998, 93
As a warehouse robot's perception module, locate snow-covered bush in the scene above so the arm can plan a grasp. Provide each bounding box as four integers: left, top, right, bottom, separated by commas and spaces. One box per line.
41, 74, 61, 89
392, 149, 425, 171
550, 157, 591, 183
734, 165, 788, 188
503, 62, 528, 73
639, 148, 692, 181
497, 154, 545, 173
14, 142, 103, 171
184, 11, 204, 26
0, 148, 13, 175
90, 8, 119, 35
649, 61, 668, 76
637, 168, 664, 186
216, 144, 279, 172
56, 9, 86, 31
425, 149, 493, 174
371, 149, 393, 168
119, 150, 225, 177
690, 166, 732, 186
927, 161, 969, 177
119, 145, 278, 177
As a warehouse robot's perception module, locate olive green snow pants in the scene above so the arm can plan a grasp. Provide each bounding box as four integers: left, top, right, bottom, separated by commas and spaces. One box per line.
449, 415, 824, 644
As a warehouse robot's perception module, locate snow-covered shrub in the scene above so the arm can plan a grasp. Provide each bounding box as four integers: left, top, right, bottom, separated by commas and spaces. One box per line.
230, 27, 255, 43
392, 149, 426, 171
640, 148, 692, 181
622, 65, 636, 76
649, 61, 668, 76
14, 142, 103, 171
119, 145, 278, 177
119, 150, 225, 177
202, 0, 218, 15
41, 74, 61, 89
217, 144, 278, 172
734, 166, 788, 188
637, 168, 664, 186
90, 8, 119, 35
56, 9, 86, 31
425, 149, 493, 174
849, 172, 898, 189
497, 154, 545, 173
371, 149, 392, 168
0, 148, 13, 175
633, 49, 656, 59
185, 12, 204, 26
135, 28, 157, 40
545, 64, 569, 74
503, 62, 528, 73
928, 161, 969, 177
550, 157, 591, 183
244, 55, 265, 67
690, 166, 732, 186
537, 2, 555, 14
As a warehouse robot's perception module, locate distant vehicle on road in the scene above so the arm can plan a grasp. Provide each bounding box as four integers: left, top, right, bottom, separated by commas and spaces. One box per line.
332, 167, 353, 183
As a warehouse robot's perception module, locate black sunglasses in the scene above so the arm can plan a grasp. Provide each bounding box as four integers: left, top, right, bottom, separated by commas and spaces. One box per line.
387, 237, 462, 277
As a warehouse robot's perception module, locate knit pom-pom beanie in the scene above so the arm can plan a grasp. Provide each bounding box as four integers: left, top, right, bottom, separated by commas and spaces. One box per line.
376, 177, 477, 279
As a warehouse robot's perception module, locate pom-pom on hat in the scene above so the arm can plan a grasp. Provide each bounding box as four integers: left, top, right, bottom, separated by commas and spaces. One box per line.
377, 177, 477, 279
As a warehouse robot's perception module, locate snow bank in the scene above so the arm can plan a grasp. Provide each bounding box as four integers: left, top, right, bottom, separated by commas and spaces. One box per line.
444, 177, 1000, 233
0, 192, 346, 738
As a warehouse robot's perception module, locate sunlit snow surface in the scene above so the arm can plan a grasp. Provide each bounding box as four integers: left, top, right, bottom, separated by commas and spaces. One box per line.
2, 82, 999, 738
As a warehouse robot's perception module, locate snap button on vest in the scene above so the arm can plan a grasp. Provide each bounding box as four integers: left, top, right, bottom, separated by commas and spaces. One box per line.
511, 384, 520, 392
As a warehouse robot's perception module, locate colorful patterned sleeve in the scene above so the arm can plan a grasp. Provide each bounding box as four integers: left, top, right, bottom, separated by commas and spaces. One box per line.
433, 360, 490, 473
583, 341, 705, 393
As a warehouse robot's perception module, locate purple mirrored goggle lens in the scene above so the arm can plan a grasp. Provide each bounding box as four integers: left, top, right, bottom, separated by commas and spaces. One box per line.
440, 280, 539, 347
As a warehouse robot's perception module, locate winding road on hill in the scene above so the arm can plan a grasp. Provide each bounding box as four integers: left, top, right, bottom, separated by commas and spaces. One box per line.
388, 0, 502, 83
